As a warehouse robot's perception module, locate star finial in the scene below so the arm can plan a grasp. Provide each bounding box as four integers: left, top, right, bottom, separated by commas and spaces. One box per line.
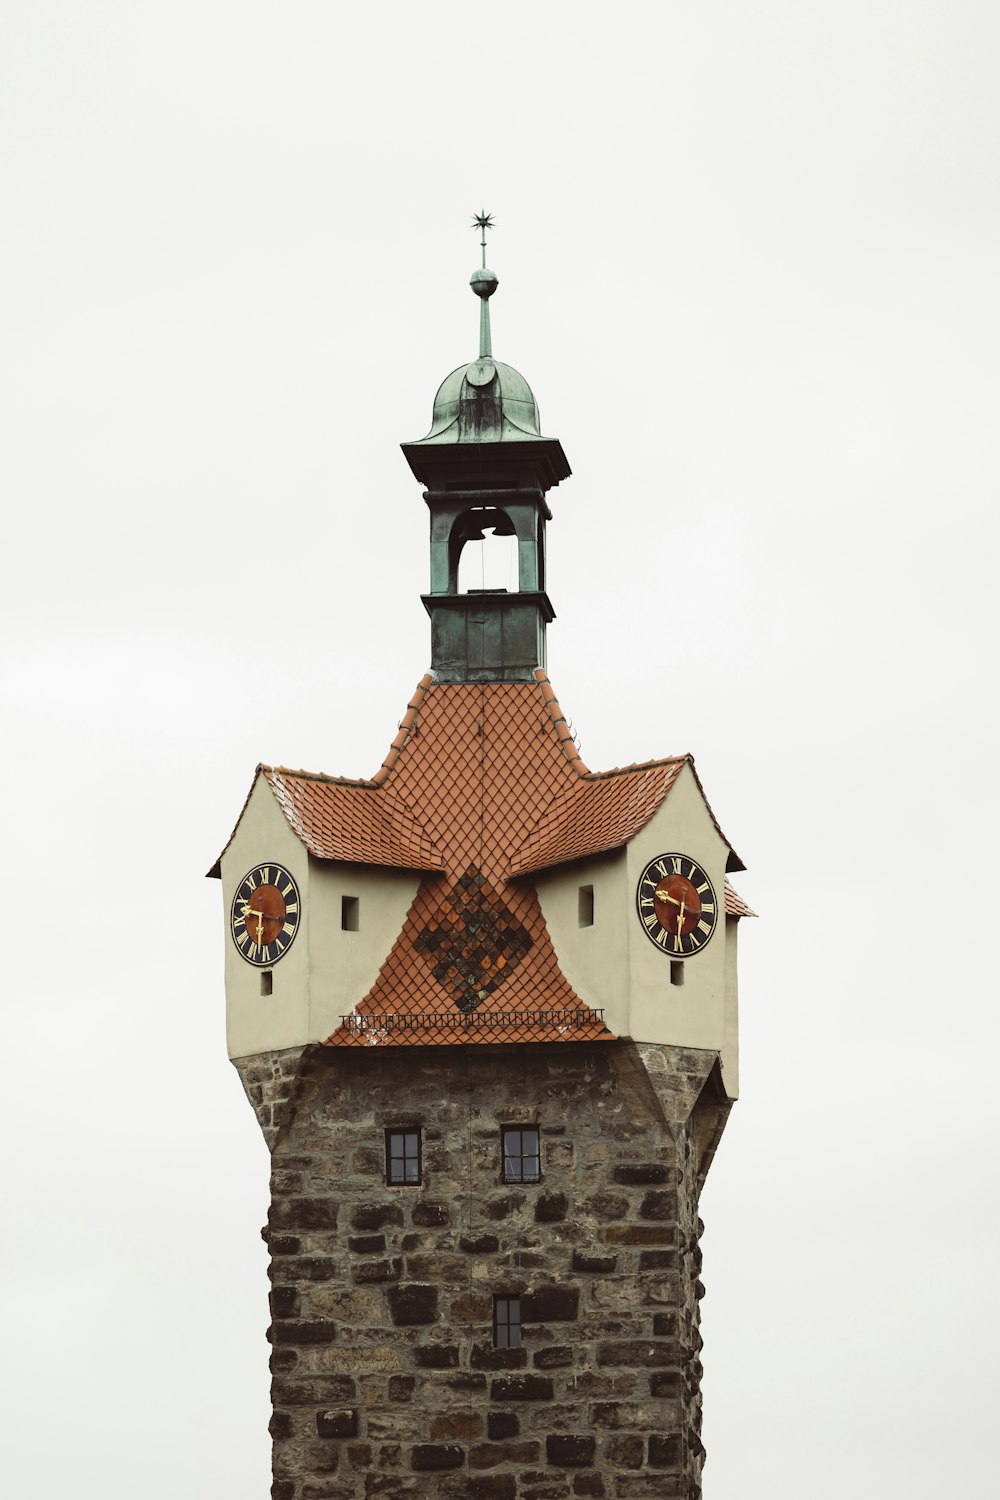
472, 209, 495, 269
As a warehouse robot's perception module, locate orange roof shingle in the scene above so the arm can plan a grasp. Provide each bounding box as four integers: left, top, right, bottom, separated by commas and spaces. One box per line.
212, 670, 746, 1047
724, 878, 757, 918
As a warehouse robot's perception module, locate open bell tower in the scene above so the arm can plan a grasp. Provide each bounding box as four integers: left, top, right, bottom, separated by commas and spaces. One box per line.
404, 212, 568, 682
211, 214, 754, 1500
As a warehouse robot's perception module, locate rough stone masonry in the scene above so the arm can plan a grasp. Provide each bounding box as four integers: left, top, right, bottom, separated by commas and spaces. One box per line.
236, 1040, 731, 1500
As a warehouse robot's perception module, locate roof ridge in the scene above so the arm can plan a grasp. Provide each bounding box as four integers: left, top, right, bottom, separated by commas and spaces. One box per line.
533, 668, 590, 776
263, 764, 377, 789
370, 673, 435, 787
582, 754, 690, 781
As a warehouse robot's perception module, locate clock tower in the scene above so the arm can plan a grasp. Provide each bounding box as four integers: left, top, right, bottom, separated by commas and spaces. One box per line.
212, 224, 753, 1500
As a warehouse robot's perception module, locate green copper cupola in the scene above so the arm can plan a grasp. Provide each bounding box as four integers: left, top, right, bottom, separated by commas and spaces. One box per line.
402, 216, 570, 683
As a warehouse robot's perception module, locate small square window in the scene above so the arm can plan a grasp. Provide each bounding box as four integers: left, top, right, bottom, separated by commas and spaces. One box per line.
494, 1295, 521, 1349
502, 1126, 540, 1183
386, 1128, 421, 1185
342, 896, 359, 931
578, 884, 594, 927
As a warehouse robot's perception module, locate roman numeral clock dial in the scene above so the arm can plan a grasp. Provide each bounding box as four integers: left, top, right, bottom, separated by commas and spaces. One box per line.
230, 864, 301, 968
637, 854, 718, 957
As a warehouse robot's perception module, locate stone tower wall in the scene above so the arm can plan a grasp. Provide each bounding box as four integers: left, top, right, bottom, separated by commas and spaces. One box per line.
235, 1040, 729, 1500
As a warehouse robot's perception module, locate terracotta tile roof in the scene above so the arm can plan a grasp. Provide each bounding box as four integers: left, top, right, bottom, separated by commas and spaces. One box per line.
207, 767, 442, 878
263, 770, 442, 870
509, 757, 688, 876
327, 675, 610, 1048
212, 669, 745, 1048
724, 878, 757, 918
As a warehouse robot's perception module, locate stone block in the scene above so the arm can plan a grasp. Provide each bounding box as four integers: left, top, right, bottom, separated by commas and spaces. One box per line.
467, 1478, 516, 1500
288, 1257, 342, 1281
469, 1440, 540, 1468
598, 1226, 673, 1247
270, 1287, 301, 1319
638, 1250, 676, 1270
348, 1235, 386, 1254
444, 1372, 487, 1393
648, 1433, 682, 1468
522, 1286, 579, 1322
590, 1401, 666, 1431
649, 1370, 682, 1397
269, 1411, 294, 1440
387, 1284, 439, 1325
546, 1435, 595, 1467
352, 1148, 382, 1175
413, 1344, 458, 1368
534, 1192, 569, 1223
352, 1258, 403, 1285
639, 1191, 678, 1220
350, 1205, 404, 1231
460, 1233, 500, 1254
272, 1376, 357, 1407
571, 1250, 617, 1274
316, 1409, 359, 1439
490, 1374, 554, 1401
310, 1289, 379, 1322
483, 1194, 525, 1220
403, 1254, 466, 1282
611, 1165, 670, 1185
580, 1194, 628, 1221
272, 1199, 340, 1230
272, 1483, 295, 1500
430, 1411, 483, 1441
269, 1235, 301, 1256
572, 1476, 606, 1497
471, 1342, 528, 1371
533, 1346, 574, 1369
544, 1141, 574, 1169
411, 1200, 449, 1226
270, 1349, 298, 1373
603, 1433, 643, 1468
387, 1376, 414, 1402
269, 1321, 338, 1346
487, 1410, 519, 1439
651, 1313, 677, 1336
614, 1478, 684, 1498
410, 1444, 464, 1471
596, 1340, 677, 1368
451, 1292, 493, 1323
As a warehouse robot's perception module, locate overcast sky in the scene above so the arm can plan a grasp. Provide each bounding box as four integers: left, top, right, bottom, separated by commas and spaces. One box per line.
2, 3, 998, 1496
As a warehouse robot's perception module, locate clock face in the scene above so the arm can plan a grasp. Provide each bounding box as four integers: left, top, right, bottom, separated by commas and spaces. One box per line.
636, 853, 717, 957
231, 863, 301, 967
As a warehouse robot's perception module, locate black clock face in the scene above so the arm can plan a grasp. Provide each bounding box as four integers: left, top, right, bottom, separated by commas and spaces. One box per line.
636, 853, 717, 957
231, 863, 300, 967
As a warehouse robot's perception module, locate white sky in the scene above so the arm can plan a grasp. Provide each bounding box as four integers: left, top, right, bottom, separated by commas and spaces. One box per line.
2, 3, 998, 1495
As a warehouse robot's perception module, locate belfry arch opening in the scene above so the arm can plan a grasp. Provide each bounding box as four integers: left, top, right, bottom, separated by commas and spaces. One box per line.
453, 507, 519, 595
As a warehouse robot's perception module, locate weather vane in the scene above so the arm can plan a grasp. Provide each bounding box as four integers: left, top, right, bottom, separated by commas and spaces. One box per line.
472, 210, 495, 269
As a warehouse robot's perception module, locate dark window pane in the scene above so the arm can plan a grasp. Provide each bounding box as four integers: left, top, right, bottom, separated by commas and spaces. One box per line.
386, 1129, 421, 1185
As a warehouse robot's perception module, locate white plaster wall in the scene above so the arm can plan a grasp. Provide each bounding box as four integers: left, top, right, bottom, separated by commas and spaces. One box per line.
537, 764, 739, 1096
308, 861, 420, 1042
220, 776, 421, 1058
221, 775, 311, 1059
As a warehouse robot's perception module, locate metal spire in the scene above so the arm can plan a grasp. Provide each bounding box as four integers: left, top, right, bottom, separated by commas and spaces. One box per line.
470, 210, 498, 360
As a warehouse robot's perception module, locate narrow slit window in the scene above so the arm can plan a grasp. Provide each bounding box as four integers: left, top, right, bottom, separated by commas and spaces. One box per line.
342, 895, 359, 932
670, 960, 685, 986
386, 1128, 421, 1185
494, 1296, 521, 1349
578, 885, 594, 928
260, 970, 273, 997
502, 1126, 540, 1183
